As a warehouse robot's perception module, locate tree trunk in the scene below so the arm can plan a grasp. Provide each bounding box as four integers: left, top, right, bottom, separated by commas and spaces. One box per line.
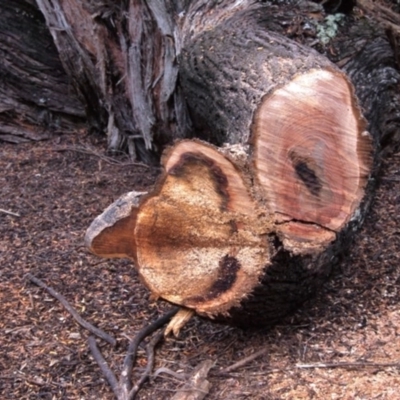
0, 0, 85, 143
85, 3, 400, 327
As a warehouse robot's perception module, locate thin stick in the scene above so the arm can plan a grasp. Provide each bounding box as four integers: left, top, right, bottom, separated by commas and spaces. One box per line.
127, 330, 165, 400
295, 360, 400, 369
219, 359, 400, 378
220, 348, 268, 374
26, 273, 116, 346
120, 307, 179, 395
88, 336, 120, 397
0, 208, 20, 217
153, 367, 187, 381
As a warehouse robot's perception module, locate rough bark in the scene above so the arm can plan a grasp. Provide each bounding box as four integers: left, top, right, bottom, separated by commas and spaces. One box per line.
223, 33, 400, 326
0, 0, 85, 143
85, 4, 400, 327
180, 8, 335, 145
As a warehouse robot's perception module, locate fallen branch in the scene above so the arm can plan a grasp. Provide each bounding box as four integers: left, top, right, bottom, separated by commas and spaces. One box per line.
89, 331, 179, 400
88, 336, 120, 397
295, 360, 400, 370
127, 330, 165, 400
120, 307, 179, 397
27, 272, 180, 399
87, 307, 178, 400
0, 208, 20, 217
26, 273, 116, 346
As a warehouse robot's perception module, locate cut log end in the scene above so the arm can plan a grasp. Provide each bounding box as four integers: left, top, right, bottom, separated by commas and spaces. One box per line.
253, 69, 372, 254
135, 141, 270, 317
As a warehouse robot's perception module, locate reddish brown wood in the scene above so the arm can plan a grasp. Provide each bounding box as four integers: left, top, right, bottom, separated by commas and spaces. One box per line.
253, 69, 372, 254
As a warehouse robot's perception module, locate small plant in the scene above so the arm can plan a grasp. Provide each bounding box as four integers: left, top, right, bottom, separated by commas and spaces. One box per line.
317, 13, 345, 45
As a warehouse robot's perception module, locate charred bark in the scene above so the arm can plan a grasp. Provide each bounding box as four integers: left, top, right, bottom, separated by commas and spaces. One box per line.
0, 0, 85, 143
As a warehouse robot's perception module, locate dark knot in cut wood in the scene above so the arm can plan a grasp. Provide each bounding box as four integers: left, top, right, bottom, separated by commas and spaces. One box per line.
133, 141, 269, 317
292, 159, 322, 197
187, 254, 241, 304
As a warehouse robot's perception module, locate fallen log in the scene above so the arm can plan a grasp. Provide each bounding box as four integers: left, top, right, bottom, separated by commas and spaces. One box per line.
86, 9, 398, 327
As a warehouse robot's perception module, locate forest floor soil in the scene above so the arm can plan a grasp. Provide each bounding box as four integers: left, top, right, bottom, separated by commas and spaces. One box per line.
1, 132, 400, 399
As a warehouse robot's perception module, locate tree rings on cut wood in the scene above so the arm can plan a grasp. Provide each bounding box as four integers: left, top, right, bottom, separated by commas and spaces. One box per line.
86, 141, 273, 317
253, 69, 372, 254
86, 67, 374, 324
134, 141, 271, 317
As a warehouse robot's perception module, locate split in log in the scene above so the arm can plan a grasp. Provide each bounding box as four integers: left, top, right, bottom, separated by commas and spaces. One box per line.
84, 5, 395, 328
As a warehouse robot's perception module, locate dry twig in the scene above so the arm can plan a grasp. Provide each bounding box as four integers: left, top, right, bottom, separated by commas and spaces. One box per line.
0, 207, 20, 217
154, 367, 187, 381
295, 360, 400, 370
88, 307, 178, 400
27, 272, 180, 399
218, 357, 400, 378
26, 273, 116, 346
119, 307, 179, 397
128, 330, 165, 400
88, 336, 120, 397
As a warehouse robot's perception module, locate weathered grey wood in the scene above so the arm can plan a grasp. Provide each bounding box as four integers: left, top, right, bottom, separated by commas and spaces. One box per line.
30, 0, 259, 160
34, 0, 185, 161
2, 0, 399, 157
